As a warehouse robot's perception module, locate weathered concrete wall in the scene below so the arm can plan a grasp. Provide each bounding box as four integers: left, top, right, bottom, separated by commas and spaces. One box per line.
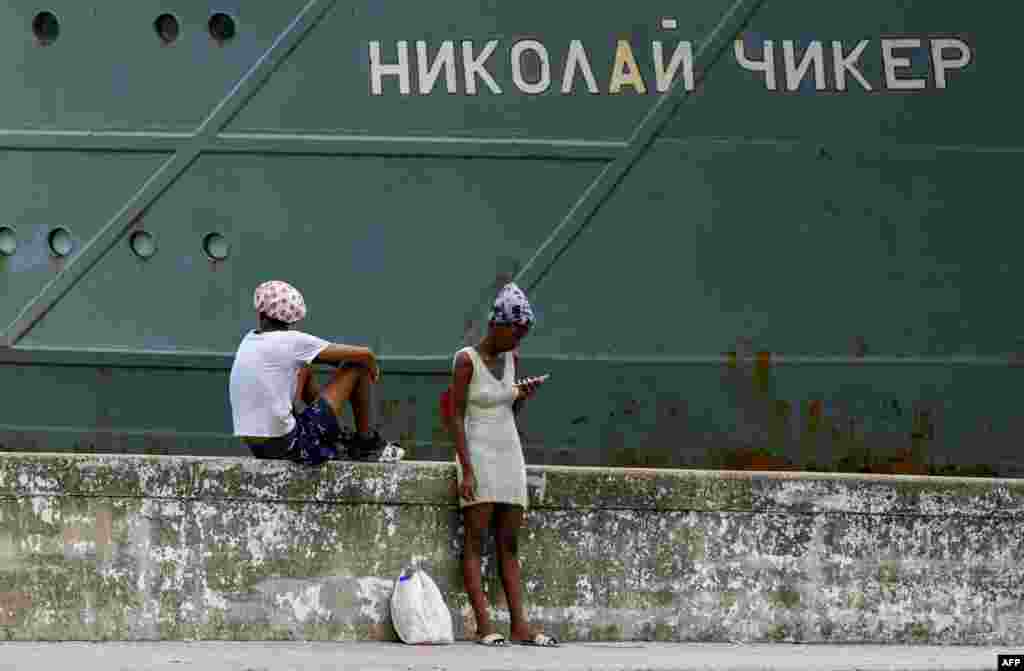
0, 453, 1020, 644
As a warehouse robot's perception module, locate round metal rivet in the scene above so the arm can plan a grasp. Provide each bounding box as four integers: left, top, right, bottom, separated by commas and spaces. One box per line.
203, 232, 230, 260
32, 11, 60, 46
0, 227, 16, 256
130, 230, 157, 259
154, 14, 180, 45
208, 13, 236, 43
48, 228, 73, 257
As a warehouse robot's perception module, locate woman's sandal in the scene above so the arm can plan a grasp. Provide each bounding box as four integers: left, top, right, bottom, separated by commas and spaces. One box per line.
476, 632, 507, 647
516, 633, 559, 647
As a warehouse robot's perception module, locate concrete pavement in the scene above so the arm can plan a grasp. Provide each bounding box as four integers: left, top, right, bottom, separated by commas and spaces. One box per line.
0, 641, 1010, 671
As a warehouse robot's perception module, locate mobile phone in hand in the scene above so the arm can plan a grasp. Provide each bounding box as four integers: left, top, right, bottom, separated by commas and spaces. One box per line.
516, 374, 550, 386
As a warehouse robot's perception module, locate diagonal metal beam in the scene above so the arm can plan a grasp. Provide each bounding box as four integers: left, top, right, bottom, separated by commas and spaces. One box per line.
1, 0, 338, 347
512, 0, 768, 297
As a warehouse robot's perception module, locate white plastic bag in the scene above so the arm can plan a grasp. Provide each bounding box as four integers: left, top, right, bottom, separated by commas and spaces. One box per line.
389, 565, 454, 645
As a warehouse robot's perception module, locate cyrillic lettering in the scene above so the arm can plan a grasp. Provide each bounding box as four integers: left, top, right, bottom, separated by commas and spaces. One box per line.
653, 41, 694, 93
609, 40, 647, 94
832, 40, 872, 91
369, 41, 411, 95
561, 40, 599, 94
462, 40, 502, 95
931, 38, 971, 89
416, 40, 457, 94
882, 39, 926, 91
782, 40, 826, 92
734, 39, 776, 90
511, 40, 551, 94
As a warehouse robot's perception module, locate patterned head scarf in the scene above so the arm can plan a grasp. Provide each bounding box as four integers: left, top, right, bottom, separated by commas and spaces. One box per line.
489, 282, 534, 327
254, 280, 307, 324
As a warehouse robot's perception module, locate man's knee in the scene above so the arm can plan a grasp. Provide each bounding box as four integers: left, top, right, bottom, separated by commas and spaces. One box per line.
332, 362, 368, 378
327, 364, 364, 387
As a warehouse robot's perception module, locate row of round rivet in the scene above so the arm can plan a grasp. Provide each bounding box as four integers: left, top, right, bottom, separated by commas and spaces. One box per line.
31, 11, 237, 47
0, 227, 230, 261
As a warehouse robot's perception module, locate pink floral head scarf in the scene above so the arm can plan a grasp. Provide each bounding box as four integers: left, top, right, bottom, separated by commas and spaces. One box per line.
254, 280, 307, 324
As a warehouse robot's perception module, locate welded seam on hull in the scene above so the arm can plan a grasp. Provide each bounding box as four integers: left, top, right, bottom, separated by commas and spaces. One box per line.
1, 345, 1018, 371
4, 346, 1019, 372
0, 0, 339, 347
0, 130, 1018, 159
511, 0, 769, 298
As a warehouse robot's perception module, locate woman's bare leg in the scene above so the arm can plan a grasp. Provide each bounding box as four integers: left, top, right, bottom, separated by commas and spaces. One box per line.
463, 503, 496, 638
495, 504, 531, 641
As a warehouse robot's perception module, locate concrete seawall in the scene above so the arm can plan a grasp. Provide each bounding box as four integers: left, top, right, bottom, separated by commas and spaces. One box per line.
0, 454, 1020, 644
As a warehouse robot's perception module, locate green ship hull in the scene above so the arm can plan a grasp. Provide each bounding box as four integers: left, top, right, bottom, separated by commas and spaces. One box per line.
0, 1, 1015, 476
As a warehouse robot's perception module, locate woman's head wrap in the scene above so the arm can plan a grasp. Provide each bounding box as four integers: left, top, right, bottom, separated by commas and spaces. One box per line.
489, 282, 534, 326
254, 280, 307, 324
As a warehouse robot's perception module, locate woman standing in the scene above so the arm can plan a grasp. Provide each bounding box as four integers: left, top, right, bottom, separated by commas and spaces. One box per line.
449, 282, 558, 647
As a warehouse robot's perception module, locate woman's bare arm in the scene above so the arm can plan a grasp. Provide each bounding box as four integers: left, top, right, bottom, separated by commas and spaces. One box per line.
451, 351, 474, 470
512, 351, 529, 443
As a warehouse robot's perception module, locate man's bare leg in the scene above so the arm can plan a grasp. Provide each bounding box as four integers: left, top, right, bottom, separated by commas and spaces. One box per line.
348, 365, 371, 434
318, 366, 367, 418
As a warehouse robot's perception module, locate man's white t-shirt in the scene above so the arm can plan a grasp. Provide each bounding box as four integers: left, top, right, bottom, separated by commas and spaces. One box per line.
229, 329, 331, 438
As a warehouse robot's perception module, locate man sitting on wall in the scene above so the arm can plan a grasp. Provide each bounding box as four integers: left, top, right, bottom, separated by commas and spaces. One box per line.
229, 280, 404, 465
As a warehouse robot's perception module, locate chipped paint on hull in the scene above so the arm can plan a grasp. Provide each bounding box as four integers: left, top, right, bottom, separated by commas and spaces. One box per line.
0, 454, 1021, 643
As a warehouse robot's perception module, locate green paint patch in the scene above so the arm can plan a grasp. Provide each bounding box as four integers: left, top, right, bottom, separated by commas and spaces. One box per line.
652, 590, 675, 607
591, 624, 622, 641
769, 590, 800, 609
653, 621, 674, 641
656, 526, 706, 569
205, 544, 258, 593
767, 624, 788, 641
541, 469, 754, 512
159, 560, 178, 581
908, 622, 929, 641
720, 591, 738, 610
878, 561, 900, 584
219, 464, 245, 497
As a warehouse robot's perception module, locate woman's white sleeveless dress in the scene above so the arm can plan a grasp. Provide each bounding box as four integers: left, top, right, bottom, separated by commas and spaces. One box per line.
452, 346, 528, 509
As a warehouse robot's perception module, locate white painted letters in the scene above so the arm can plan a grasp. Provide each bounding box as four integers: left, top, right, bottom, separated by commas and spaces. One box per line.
735, 39, 777, 90
369, 40, 410, 95
511, 40, 551, 94
782, 40, 826, 91
368, 32, 974, 97
882, 38, 927, 90
416, 40, 457, 94
561, 40, 599, 94
653, 41, 694, 92
462, 40, 502, 94
931, 38, 972, 89
832, 40, 872, 91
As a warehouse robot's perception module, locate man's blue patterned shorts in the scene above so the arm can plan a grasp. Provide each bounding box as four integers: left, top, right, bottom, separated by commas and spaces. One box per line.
249, 397, 342, 467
